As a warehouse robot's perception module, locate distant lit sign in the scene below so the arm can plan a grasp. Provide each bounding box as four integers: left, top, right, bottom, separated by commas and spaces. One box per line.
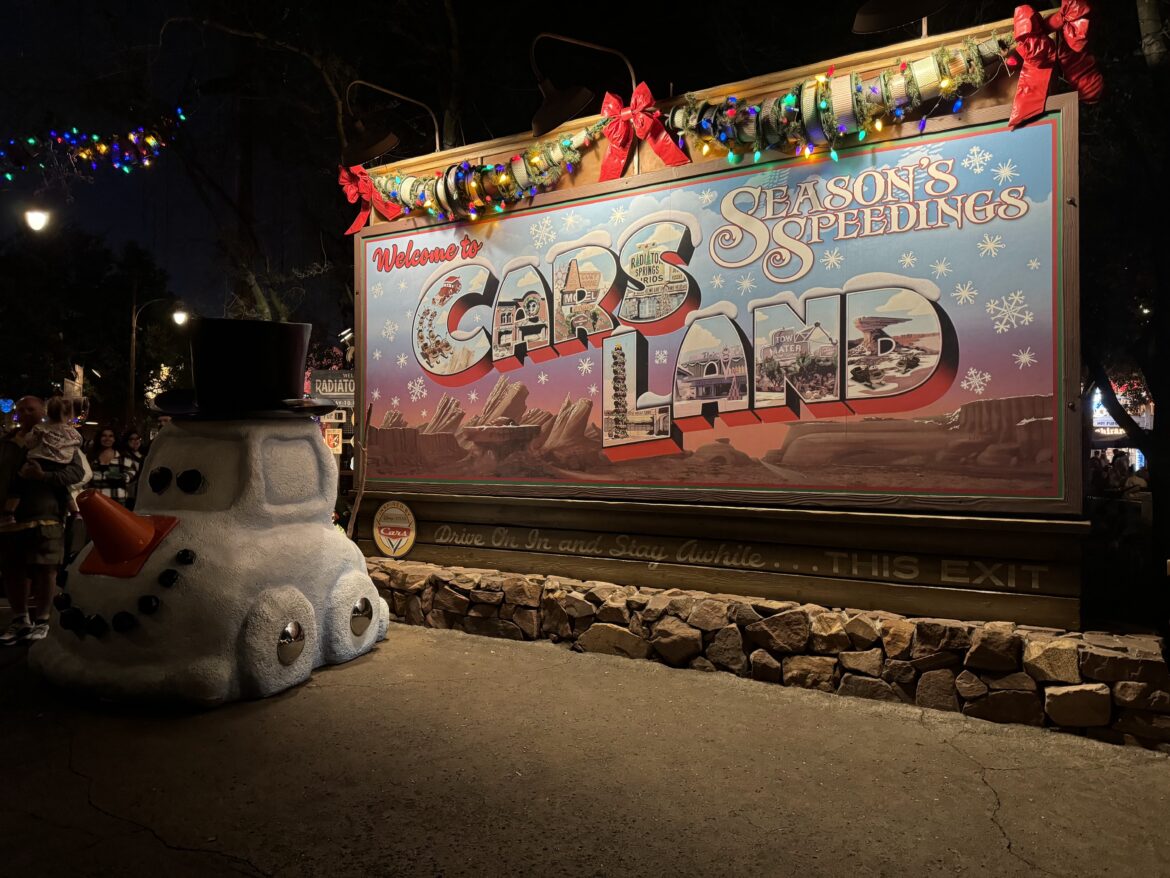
0, 399, 12, 414
312, 370, 355, 409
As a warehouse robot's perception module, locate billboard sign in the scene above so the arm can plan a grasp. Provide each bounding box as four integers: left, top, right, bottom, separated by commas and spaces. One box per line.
359, 109, 1077, 513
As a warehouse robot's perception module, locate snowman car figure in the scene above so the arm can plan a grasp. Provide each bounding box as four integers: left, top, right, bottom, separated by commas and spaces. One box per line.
31, 319, 389, 705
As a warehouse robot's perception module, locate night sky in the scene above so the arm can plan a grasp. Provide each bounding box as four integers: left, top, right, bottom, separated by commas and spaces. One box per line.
0, 1, 1021, 335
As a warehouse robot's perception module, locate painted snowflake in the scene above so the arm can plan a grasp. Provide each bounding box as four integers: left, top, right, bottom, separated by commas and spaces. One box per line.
736, 273, 757, 296
529, 216, 558, 248
986, 290, 1035, 333
420, 409, 428, 419
978, 234, 1005, 258
407, 376, 428, 402
537, 371, 549, 385
961, 145, 993, 174
381, 319, 400, 342
372, 349, 383, 361
397, 279, 408, 291
654, 350, 668, 365
588, 383, 599, 396
699, 189, 717, 207
370, 282, 385, 299
609, 205, 628, 225
952, 281, 978, 305
1028, 258, 1041, 271
960, 367, 992, 395
992, 160, 1019, 186
561, 211, 584, 232
1014, 347, 1037, 369
390, 396, 400, 408
899, 252, 917, 269
577, 357, 594, 376
820, 248, 844, 270
396, 353, 408, 368
930, 258, 952, 279
371, 388, 381, 401
473, 313, 482, 323
405, 308, 414, 320
710, 273, 725, 290
468, 389, 479, 403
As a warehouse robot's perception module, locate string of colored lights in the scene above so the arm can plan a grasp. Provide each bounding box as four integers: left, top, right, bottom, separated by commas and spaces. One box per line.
0, 107, 187, 188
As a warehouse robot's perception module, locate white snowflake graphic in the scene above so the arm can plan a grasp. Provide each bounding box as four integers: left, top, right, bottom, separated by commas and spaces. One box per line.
820, 248, 844, 270
390, 396, 400, 408
370, 282, 385, 299
654, 350, 668, 365
577, 357, 594, 376
537, 371, 549, 385
1028, 258, 1041, 271
397, 279, 408, 291
372, 349, 383, 361
609, 205, 628, 225
961, 145, 993, 174
473, 313, 482, 323
381, 319, 400, 342
1013, 347, 1037, 370
588, 383, 599, 396
468, 389, 479, 403
561, 211, 584, 232
710, 273, 725, 289
978, 234, 1006, 258
899, 252, 918, 269
407, 376, 428, 402
420, 409, 428, 419
952, 281, 978, 305
931, 258, 952, 279
699, 189, 717, 207
993, 160, 1019, 185
405, 308, 414, 320
529, 215, 558, 248
986, 290, 1035, 333
736, 273, 757, 296
960, 367, 992, 395
396, 353, 408, 368
371, 388, 381, 401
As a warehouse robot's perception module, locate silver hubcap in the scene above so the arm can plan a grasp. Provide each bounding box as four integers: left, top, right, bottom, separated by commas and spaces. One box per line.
277, 621, 305, 665
350, 597, 373, 637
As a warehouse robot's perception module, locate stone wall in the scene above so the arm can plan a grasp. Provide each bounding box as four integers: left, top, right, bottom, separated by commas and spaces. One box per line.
367, 558, 1170, 751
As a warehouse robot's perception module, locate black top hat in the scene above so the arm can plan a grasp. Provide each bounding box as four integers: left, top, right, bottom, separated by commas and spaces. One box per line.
152, 318, 335, 419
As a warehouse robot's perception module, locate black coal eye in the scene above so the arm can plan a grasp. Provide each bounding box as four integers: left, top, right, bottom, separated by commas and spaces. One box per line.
148, 467, 172, 493
176, 469, 205, 494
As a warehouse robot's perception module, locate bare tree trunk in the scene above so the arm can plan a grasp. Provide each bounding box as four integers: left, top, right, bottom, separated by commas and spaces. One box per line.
1138, 0, 1168, 68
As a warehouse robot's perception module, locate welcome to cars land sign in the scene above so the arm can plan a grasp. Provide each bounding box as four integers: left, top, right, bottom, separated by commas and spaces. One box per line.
358, 109, 1077, 514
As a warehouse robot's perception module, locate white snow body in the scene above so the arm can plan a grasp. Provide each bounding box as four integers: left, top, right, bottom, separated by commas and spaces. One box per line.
30, 418, 388, 705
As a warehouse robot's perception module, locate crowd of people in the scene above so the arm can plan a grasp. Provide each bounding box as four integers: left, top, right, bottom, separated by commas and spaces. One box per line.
1088, 448, 1150, 497
0, 396, 164, 646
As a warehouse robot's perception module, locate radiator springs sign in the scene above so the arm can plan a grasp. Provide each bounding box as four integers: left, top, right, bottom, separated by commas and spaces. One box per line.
360, 115, 1072, 511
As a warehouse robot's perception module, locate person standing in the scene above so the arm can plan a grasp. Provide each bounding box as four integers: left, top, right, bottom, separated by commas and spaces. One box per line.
0, 396, 85, 645
88, 426, 138, 507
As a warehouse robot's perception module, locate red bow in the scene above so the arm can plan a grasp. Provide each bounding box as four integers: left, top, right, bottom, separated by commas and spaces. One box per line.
1008, 1, 1102, 129
598, 82, 689, 182
338, 165, 402, 234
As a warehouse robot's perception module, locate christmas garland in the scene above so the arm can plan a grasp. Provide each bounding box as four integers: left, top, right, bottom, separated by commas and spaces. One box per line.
665, 33, 1013, 165
0, 108, 185, 188
343, 1, 1102, 232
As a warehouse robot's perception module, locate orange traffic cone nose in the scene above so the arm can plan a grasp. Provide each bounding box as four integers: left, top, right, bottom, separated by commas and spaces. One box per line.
77, 490, 157, 562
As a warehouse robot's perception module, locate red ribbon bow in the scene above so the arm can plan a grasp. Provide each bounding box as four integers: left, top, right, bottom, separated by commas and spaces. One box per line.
598, 82, 689, 182
338, 165, 402, 235
1008, 1, 1102, 129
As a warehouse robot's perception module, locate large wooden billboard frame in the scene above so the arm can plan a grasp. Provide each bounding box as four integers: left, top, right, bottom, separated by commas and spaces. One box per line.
351, 21, 1086, 627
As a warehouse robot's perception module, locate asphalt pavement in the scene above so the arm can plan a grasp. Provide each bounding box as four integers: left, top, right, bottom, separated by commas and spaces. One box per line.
2, 623, 1169, 877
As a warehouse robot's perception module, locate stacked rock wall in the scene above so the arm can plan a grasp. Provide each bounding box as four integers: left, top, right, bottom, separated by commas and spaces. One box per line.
368, 558, 1170, 751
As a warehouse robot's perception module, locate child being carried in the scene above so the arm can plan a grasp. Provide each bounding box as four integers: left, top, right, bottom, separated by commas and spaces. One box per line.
1, 397, 90, 522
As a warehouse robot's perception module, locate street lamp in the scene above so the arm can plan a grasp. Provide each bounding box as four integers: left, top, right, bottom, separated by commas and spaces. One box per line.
24, 209, 50, 232
129, 298, 187, 423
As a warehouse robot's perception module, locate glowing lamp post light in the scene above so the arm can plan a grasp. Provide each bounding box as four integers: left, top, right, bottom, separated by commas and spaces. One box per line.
24, 209, 50, 231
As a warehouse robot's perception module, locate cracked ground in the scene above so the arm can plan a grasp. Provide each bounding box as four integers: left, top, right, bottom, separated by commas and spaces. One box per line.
3, 625, 1169, 877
